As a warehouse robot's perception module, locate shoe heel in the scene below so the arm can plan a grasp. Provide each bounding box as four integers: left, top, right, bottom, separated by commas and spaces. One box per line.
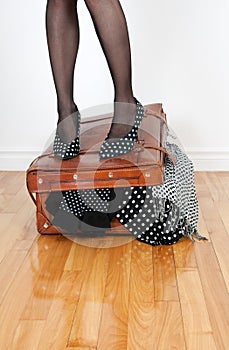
53, 110, 81, 160
99, 97, 144, 160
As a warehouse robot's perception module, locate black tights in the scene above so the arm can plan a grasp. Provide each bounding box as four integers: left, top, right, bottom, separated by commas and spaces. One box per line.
46, 0, 137, 142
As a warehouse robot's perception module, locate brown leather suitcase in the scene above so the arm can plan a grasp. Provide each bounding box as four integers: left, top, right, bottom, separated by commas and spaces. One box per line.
26, 102, 175, 236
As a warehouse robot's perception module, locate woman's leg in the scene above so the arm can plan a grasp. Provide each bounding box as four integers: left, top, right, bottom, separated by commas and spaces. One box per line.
84, 0, 137, 139
46, 0, 80, 142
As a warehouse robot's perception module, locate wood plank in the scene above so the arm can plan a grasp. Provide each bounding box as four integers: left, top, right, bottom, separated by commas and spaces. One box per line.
150, 302, 186, 350
195, 242, 229, 349
127, 301, 186, 350
215, 171, 229, 177
0, 213, 15, 232
197, 172, 229, 292
0, 171, 228, 349
12, 238, 36, 251
0, 249, 29, 304
204, 172, 229, 235
217, 172, 229, 199
18, 204, 37, 241
212, 172, 229, 235
0, 170, 7, 181
0, 249, 34, 349
0, 193, 13, 211
67, 347, 96, 350
195, 172, 211, 241
202, 172, 228, 202
153, 245, 179, 301
64, 242, 100, 272
0, 213, 15, 262
127, 240, 185, 349
0, 196, 36, 263
130, 240, 154, 303
173, 239, 197, 269
37, 270, 80, 350
21, 236, 72, 320
127, 239, 155, 349
64, 243, 79, 271
176, 268, 217, 349
68, 235, 133, 250
0, 171, 25, 195
97, 242, 132, 349
2, 184, 30, 213
214, 200, 229, 236
197, 206, 211, 241
37, 244, 99, 350
11, 320, 44, 350
68, 247, 110, 348
194, 171, 207, 187
195, 171, 209, 201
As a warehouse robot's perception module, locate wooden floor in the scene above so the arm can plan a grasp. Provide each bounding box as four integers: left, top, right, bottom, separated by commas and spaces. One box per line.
0, 171, 228, 350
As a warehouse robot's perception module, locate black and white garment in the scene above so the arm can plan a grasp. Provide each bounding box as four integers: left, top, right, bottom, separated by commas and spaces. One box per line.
45, 127, 207, 245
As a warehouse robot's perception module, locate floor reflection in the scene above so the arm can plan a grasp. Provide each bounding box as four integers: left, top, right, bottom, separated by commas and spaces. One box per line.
26, 234, 194, 347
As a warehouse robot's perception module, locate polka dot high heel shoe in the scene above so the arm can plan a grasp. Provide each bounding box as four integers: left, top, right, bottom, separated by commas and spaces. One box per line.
99, 97, 145, 160
53, 110, 81, 160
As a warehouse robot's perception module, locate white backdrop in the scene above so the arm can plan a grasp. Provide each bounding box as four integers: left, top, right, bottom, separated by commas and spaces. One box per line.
0, 0, 228, 170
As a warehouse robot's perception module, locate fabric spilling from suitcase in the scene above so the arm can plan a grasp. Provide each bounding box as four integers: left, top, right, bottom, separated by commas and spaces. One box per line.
44, 127, 207, 245
26, 102, 207, 246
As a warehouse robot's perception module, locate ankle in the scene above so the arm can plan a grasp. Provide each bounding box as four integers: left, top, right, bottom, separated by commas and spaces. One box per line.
114, 95, 135, 104
57, 102, 78, 119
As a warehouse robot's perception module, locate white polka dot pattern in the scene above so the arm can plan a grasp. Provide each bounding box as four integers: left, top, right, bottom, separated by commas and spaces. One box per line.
48, 126, 204, 245
99, 97, 145, 159
60, 188, 112, 217
53, 111, 81, 160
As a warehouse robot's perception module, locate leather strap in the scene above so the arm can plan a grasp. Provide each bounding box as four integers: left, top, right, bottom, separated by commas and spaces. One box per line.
26, 182, 37, 205
78, 143, 176, 165
144, 107, 167, 124
80, 107, 167, 125
142, 144, 176, 165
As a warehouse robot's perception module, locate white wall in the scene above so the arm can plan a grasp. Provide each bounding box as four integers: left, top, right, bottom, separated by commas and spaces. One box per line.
0, 0, 228, 170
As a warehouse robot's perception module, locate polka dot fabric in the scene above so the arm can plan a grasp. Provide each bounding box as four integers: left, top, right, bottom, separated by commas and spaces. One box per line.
60, 187, 112, 217
49, 127, 206, 245
114, 187, 184, 245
